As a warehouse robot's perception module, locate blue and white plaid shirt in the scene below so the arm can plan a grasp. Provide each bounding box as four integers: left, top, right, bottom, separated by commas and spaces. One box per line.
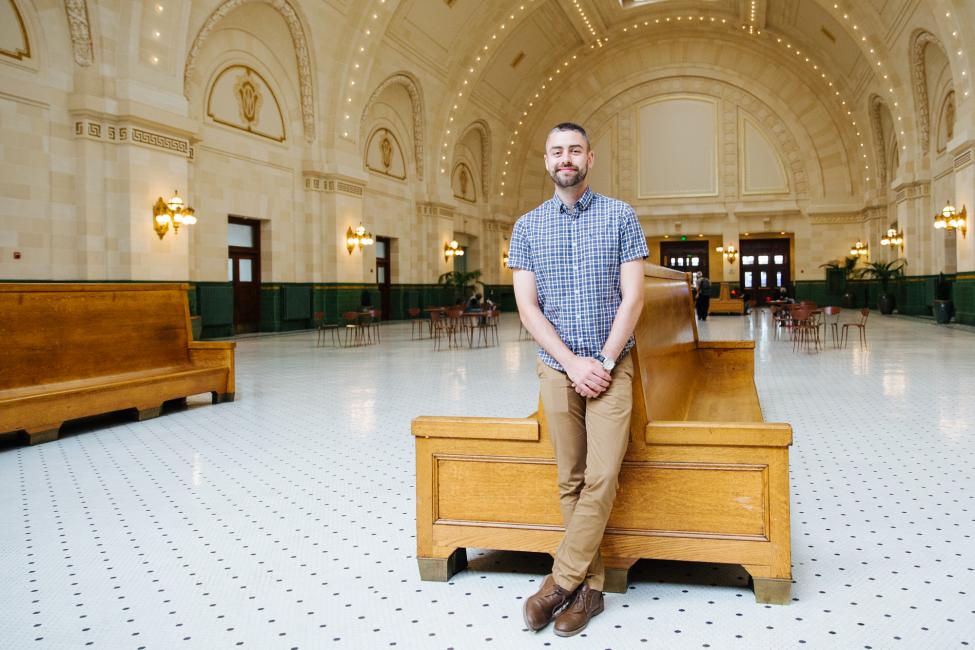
507, 187, 649, 372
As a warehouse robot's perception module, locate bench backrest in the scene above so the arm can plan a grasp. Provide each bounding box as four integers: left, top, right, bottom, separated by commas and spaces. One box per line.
0, 283, 193, 390
630, 264, 700, 422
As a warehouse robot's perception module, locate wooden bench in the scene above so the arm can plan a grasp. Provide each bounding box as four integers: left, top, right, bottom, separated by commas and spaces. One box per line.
708, 282, 746, 314
0, 283, 235, 445
411, 264, 793, 604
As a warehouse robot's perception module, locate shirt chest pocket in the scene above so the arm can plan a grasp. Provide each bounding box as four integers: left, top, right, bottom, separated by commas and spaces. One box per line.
581, 229, 617, 269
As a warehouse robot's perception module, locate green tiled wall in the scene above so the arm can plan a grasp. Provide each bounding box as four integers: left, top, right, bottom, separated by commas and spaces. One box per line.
954, 274, 975, 325
194, 282, 234, 338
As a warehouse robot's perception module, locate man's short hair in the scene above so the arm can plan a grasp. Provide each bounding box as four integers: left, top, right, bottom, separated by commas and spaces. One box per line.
549, 122, 590, 148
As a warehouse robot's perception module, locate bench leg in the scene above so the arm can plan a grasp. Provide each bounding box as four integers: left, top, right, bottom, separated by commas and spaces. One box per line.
25, 426, 60, 445
751, 577, 792, 604
744, 564, 792, 604
603, 557, 638, 594
417, 548, 467, 582
136, 406, 163, 421
212, 392, 235, 404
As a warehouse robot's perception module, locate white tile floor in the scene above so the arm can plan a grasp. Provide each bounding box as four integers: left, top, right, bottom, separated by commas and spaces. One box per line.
1, 310, 974, 649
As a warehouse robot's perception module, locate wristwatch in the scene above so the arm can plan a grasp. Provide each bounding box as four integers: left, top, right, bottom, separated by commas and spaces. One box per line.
594, 353, 616, 372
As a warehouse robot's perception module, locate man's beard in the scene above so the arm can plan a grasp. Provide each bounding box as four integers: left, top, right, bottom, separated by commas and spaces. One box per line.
549, 164, 588, 188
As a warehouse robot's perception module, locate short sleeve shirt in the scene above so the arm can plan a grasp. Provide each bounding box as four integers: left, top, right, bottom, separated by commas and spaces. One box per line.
507, 187, 649, 372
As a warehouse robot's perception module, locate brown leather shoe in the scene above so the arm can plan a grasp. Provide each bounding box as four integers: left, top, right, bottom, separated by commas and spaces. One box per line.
522, 574, 574, 631
553, 584, 604, 637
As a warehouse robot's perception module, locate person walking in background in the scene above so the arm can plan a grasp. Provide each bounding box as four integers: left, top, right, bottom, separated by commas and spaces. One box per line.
695, 273, 711, 321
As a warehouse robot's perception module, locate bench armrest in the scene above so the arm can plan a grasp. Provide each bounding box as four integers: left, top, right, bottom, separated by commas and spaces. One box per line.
187, 341, 235, 394
646, 421, 792, 447
412, 416, 539, 442
696, 340, 755, 350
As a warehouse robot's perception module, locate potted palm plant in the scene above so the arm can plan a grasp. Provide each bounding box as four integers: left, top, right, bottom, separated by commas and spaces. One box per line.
854, 259, 906, 314
438, 269, 483, 305
933, 272, 954, 324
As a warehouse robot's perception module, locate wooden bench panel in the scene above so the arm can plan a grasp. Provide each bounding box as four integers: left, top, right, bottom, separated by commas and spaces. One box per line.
413, 263, 793, 603
632, 268, 700, 421
0, 283, 235, 443
0, 284, 192, 389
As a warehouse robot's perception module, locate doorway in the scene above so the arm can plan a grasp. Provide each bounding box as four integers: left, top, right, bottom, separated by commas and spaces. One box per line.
228, 216, 261, 334
660, 240, 709, 278
375, 236, 391, 320
739, 238, 790, 304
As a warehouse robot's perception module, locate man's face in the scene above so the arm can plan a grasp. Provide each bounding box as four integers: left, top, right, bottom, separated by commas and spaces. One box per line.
544, 129, 593, 189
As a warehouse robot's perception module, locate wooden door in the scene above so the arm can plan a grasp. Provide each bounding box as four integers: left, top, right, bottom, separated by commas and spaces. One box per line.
375, 236, 391, 320
739, 238, 790, 304
228, 217, 261, 333
660, 241, 709, 278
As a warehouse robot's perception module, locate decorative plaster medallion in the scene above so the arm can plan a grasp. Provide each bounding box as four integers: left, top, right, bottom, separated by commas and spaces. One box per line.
207, 65, 285, 142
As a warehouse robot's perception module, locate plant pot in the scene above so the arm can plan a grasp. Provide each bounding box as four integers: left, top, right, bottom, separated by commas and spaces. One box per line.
877, 292, 895, 315
841, 290, 857, 308
933, 299, 953, 324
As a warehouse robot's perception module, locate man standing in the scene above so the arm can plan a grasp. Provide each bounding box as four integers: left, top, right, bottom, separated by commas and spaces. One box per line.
695, 272, 712, 321
507, 122, 648, 637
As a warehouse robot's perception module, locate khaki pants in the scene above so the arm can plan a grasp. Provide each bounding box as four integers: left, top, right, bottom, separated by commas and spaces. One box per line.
536, 354, 634, 592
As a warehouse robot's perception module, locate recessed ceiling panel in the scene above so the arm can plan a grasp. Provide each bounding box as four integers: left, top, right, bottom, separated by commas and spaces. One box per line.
388, 0, 481, 71
770, 0, 863, 78
480, 7, 577, 102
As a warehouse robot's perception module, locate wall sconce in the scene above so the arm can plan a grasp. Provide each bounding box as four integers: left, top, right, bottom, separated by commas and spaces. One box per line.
152, 190, 197, 239
502, 249, 509, 267
346, 223, 374, 254
850, 240, 869, 257
715, 244, 738, 264
444, 239, 465, 261
934, 201, 967, 238
880, 226, 904, 249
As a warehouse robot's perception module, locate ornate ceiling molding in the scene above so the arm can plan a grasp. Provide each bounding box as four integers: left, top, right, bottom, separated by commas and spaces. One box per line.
868, 94, 888, 187
185, 0, 315, 142
360, 72, 425, 182
457, 120, 492, 197
64, 0, 93, 67
910, 29, 947, 153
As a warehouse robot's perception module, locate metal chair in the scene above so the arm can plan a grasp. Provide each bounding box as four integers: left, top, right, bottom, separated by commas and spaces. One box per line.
408, 307, 425, 340
841, 308, 870, 349
341, 311, 363, 347
314, 311, 339, 347
822, 306, 842, 348
430, 310, 446, 351
791, 307, 821, 353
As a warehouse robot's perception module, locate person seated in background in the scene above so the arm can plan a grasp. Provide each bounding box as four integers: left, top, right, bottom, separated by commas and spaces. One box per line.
466, 292, 483, 312
777, 286, 795, 304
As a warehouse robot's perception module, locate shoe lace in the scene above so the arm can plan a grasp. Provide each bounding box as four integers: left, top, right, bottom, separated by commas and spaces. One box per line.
568, 589, 589, 612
